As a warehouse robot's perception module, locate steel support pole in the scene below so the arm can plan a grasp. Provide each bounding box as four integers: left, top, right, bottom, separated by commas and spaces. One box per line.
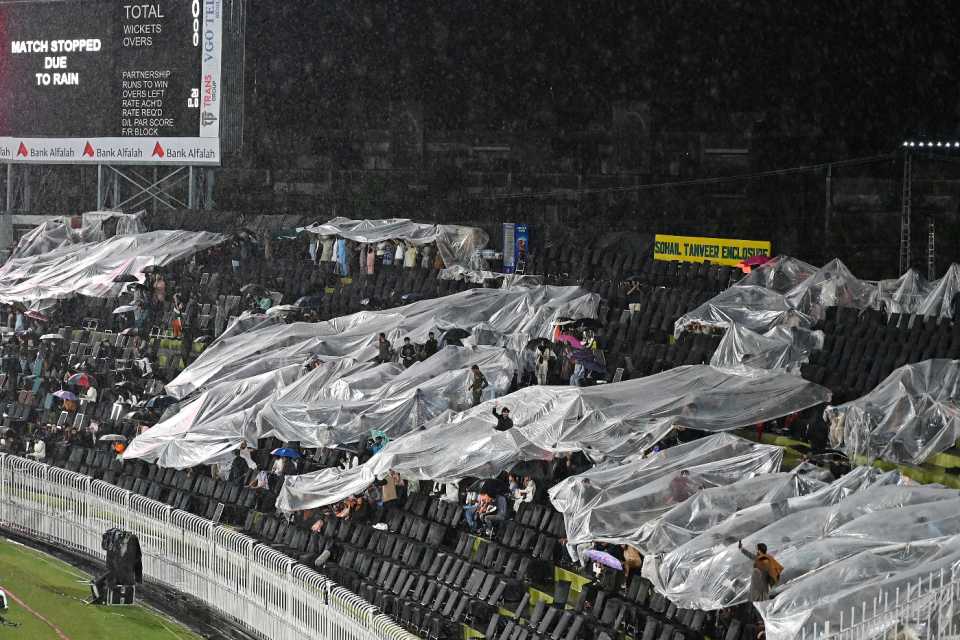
5, 164, 12, 213
899, 150, 912, 274
188, 166, 196, 209
96, 164, 105, 210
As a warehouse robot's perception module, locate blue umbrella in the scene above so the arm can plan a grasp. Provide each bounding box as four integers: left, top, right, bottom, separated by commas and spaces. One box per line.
53, 390, 77, 401
271, 447, 301, 459
147, 395, 178, 410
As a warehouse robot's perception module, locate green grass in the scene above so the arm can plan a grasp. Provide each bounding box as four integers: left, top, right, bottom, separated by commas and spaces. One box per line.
0, 537, 202, 640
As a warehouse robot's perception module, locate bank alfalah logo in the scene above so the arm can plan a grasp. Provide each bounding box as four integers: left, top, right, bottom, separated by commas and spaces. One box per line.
201, 111, 217, 127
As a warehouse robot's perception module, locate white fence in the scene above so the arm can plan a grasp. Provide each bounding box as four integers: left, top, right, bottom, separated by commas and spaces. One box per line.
0, 454, 419, 640
800, 567, 960, 640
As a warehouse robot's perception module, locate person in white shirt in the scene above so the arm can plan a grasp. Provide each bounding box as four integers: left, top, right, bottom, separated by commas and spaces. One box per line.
27, 439, 46, 461
85, 386, 98, 403
513, 476, 536, 512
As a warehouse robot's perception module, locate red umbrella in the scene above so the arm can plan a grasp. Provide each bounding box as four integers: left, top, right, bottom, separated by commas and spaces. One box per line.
24, 310, 49, 322
741, 255, 772, 267
67, 372, 94, 388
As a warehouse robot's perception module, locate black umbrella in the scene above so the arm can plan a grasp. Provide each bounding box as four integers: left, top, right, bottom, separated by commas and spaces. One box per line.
480, 478, 509, 496
146, 395, 178, 411
113, 274, 138, 283
572, 318, 602, 330
295, 295, 324, 309
240, 283, 266, 294
440, 328, 471, 347
509, 460, 552, 480
525, 337, 553, 351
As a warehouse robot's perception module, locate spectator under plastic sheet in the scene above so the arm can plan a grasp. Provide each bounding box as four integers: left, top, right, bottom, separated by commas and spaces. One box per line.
674, 285, 812, 338
756, 535, 960, 640
123, 365, 302, 469
630, 471, 824, 556
736, 256, 818, 293
784, 258, 879, 322
258, 345, 519, 447
9, 211, 146, 260
710, 324, 824, 375
647, 480, 955, 611
305, 216, 489, 272
0, 229, 226, 304
548, 433, 784, 547
827, 359, 960, 465
165, 285, 599, 398
276, 367, 830, 513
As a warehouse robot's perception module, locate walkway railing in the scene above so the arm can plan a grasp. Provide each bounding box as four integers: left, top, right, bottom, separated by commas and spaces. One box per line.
0, 454, 419, 640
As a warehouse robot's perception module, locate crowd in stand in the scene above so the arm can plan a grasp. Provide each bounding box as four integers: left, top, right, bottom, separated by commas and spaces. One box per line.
0, 227, 906, 640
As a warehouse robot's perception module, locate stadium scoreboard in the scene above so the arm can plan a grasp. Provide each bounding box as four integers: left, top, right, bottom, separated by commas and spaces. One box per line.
0, 0, 223, 164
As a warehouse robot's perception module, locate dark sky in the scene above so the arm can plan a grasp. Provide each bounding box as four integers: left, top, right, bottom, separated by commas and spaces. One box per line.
251, 1, 960, 154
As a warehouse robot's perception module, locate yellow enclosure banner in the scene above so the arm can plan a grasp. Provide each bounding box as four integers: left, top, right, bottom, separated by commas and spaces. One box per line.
653, 234, 771, 267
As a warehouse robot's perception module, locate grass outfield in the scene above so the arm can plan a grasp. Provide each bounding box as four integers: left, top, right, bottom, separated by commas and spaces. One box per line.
0, 537, 202, 640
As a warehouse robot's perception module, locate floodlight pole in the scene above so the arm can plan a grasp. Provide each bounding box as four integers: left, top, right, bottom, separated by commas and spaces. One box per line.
899, 149, 912, 274
927, 217, 936, 280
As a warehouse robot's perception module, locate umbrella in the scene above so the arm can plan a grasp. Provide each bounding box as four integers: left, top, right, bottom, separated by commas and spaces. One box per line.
53, 390, 77, 401
271, 447, 301, 459
556, 334, 584, 349
572, 318, 602, 330
295, 295, 324, 309
552, 316, 575, 326
114, 380, 134, 390
240, 283, 266, 294
24, 310, 48, 322
126, 282, 149, 290
113, 305, 137, 315
266, 304, 300, 317
113, 274, 139, 283
146, 395, 178, 411
400, 292, 426, 303
99, 434, 128, 442
479, 478, 509, 496
525, 337, 553, 351
440, 328, 471, 347
741, 255, 772, 267
584, 549, 623, 571
67, 372, 94, 387
39, 334, 63, 341
120, 328, 138, 336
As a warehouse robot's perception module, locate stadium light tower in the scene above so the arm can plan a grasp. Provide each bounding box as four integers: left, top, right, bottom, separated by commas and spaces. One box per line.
900, 140, 960, 279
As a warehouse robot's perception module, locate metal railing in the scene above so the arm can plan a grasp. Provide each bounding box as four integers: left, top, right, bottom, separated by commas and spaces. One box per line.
797, 565, 960, 640
0, 454, 419, 640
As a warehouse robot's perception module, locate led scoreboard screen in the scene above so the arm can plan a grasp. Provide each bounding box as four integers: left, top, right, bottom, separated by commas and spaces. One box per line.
0, 0, 222, 164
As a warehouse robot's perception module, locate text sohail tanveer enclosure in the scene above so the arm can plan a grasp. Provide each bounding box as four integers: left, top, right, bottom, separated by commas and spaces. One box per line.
654, 234, 771, 266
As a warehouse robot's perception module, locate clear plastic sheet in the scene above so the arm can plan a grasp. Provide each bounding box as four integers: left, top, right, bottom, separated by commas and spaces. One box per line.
277, 368, 829, 512
646, 479, 956, 611
710, 325, 824, 375
756, 536, 960, 640
258, 345, 519, 447
827, 359, 960, 465
305, 216, 489, 271
630, 472, 825, 556
547, 433, 785, 546
9, 211, 146, 260
165, 285, 599, 399
675, 285, 812, 337
735, 256, 818, 293
123, 365, 302, 469
783, 259, 879, 322
0, 228, 226, 303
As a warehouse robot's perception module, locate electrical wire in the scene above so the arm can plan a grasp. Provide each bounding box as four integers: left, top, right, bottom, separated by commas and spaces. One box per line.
469, 153, 898, 200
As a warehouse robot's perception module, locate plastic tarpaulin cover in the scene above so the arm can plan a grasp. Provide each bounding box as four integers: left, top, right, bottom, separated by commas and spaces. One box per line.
631, 471, 825, 556
305, 216, 489, 271
9, 211, 146, 259
276, 368, 830, 512
166, 285, 598, 399
547, 433, 785, 546
0, 228, 226, 303
710, 325, 824, 375
259, 345, 519, 447
756, 535, 960, 640
827, 359, 960, 465
647, 479, 956, 611
123, 364, 302, 469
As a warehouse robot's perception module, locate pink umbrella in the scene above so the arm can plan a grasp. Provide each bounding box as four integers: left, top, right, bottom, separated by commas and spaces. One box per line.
556, 333, 584, 349
741, 255, 772, 267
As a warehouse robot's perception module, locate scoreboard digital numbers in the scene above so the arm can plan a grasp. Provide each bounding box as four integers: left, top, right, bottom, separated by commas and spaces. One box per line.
0, 0, 223, 165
